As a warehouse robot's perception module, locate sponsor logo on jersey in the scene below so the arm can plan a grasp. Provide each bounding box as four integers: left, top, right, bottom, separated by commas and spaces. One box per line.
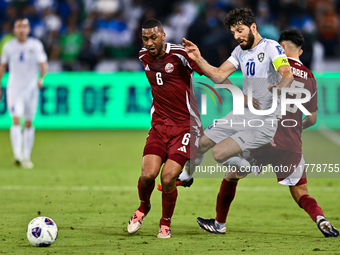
248, 58, 254, 61
257, 52, 265, 62
275, 45, 285, 55
165, 63, 174, 73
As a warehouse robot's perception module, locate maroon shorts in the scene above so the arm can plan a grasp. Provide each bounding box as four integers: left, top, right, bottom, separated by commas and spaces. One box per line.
251, 144, 307, 186
143, 124, 201, 167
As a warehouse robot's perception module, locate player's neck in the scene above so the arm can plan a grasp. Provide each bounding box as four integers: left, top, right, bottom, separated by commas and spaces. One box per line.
288, 54, 300, 61
17, 37, 28, 43
154, 43, 167, 59
251, 34, 263, 49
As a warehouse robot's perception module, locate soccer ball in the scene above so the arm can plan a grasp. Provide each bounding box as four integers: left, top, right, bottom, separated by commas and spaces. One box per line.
26, 217, 58, 247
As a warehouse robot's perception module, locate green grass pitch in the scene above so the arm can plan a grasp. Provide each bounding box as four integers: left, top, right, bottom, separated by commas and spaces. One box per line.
0, 130, 339, 254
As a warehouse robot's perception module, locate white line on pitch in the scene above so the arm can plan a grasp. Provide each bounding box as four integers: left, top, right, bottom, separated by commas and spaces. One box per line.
1, 186, 340, 192
319, 128, 340, 147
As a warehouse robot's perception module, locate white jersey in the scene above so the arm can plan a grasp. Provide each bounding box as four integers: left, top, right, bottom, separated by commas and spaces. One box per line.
1, 37, 47, 93
228, 38, 288, 117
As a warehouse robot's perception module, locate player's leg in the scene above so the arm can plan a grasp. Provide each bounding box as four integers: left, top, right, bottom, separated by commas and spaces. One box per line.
157, 157, 185, 238
290, 184, 339, 237
274, 149, 338, 237
22, 120, 34, 169
7, 91, 24, 165
10, 117, 22, 165
128, 125, 166, 234
197, 170, 249, 234
22, 90, 39, 169
178, 134, 215, 181
127, 154, 162, 234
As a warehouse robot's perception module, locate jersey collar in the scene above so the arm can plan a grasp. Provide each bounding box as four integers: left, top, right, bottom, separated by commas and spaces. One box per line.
165, 43, 170, 53
256, 37, 266, 46
287, 57, 303, 64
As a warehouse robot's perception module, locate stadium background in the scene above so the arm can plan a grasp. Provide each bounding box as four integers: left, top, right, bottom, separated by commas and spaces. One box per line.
1, 0, 340, 254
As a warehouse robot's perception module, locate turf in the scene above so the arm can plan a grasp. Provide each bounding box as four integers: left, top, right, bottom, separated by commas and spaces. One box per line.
0, 130, 339, 255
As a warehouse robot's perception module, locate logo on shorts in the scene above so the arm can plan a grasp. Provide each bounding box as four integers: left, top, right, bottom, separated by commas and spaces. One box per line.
258, 52, 265, 62
238, 136, 246, 144
165, 63, 174, 73
177, 146, 187, 153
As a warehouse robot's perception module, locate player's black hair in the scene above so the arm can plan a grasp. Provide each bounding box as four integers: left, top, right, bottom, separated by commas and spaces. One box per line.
279, 29, 304, 47
142, 19, 163, 31
224, 8, 257, 29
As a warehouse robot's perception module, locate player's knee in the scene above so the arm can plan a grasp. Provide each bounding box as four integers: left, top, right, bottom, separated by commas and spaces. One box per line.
13, 117, 20, 125
212, 146, 227, 163
25, 121, 32, 128
198, 136, 215, 154
140, 171, 157, 183
161, 173, 176, 188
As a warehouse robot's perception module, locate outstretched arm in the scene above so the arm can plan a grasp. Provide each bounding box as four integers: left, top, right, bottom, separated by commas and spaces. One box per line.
182, 38, 236, 84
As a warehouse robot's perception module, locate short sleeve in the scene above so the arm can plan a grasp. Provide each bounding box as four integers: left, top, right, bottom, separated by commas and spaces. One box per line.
266, 41, 289, 70
1, 43, 9, 64
184, 54, 203, 76
305, 76, 318, 112
35, 40, 47, 63
227, 47, 239, 69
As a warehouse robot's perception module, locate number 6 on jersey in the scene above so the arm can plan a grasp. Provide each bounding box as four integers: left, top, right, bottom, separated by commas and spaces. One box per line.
156, 72, 163, 85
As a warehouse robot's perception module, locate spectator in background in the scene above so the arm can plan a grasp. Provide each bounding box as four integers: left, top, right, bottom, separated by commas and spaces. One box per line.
95, 3, 134, 59
59, 17, 83, 70
0, 21, 14, 56
315, 1, 339, 57
78, 24, 100, 71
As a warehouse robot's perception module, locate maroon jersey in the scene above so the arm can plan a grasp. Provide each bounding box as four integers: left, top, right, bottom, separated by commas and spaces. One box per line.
274, 57, 318, 153
139, 43, 203, 127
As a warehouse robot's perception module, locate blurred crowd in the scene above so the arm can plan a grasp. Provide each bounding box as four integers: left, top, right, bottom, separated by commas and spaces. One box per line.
0, 0, 339, 71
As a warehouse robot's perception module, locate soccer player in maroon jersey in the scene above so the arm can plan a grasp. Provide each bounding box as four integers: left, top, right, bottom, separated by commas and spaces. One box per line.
127, 19, 203, 238
197, 30, 339, 237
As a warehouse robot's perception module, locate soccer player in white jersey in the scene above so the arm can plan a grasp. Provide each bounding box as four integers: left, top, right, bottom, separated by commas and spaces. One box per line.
0, 19, 48, 169
180, 8, 293, 233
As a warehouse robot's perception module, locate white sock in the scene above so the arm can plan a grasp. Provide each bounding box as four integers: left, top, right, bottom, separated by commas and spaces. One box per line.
23, 127, 35, 161
214, 220, 225, 230
316, 215, 325, 224
222, 156, 250, 169
10, 125, 22, 160
178, 153, 205, 181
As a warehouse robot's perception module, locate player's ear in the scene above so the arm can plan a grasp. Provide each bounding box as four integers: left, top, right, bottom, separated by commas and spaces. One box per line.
251, 23, 257, 33
299, 49, 303, 56
162, 32, 166, 41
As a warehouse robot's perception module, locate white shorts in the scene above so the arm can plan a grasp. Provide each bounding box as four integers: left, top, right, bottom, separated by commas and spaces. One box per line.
204, 110, 277, 151
6, 88, 39, 120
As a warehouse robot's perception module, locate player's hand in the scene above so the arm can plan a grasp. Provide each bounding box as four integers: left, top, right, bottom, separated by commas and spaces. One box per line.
270, 138, 276, 147
268, 84, 281, 95
182, 38, 202, 61
38, 78, 43, 90
244, 94, 260, 109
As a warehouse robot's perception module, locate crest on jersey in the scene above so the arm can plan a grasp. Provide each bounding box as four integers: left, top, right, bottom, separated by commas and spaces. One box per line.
165, 63, 174, 73
258, 52, 265, 62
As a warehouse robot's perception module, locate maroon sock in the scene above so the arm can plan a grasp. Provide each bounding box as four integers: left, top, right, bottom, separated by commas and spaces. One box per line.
298, 194, 324, 222
160, 188, 178, 226
215, 179, 238, 224
137, 178, 154, 214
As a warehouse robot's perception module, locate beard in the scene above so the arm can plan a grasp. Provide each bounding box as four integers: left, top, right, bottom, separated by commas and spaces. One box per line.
148, 42, 164, 58
240, 30, 255, 50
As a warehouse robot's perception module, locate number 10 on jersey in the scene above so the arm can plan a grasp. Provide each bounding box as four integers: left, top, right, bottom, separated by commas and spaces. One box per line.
246, 62, 255, 76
